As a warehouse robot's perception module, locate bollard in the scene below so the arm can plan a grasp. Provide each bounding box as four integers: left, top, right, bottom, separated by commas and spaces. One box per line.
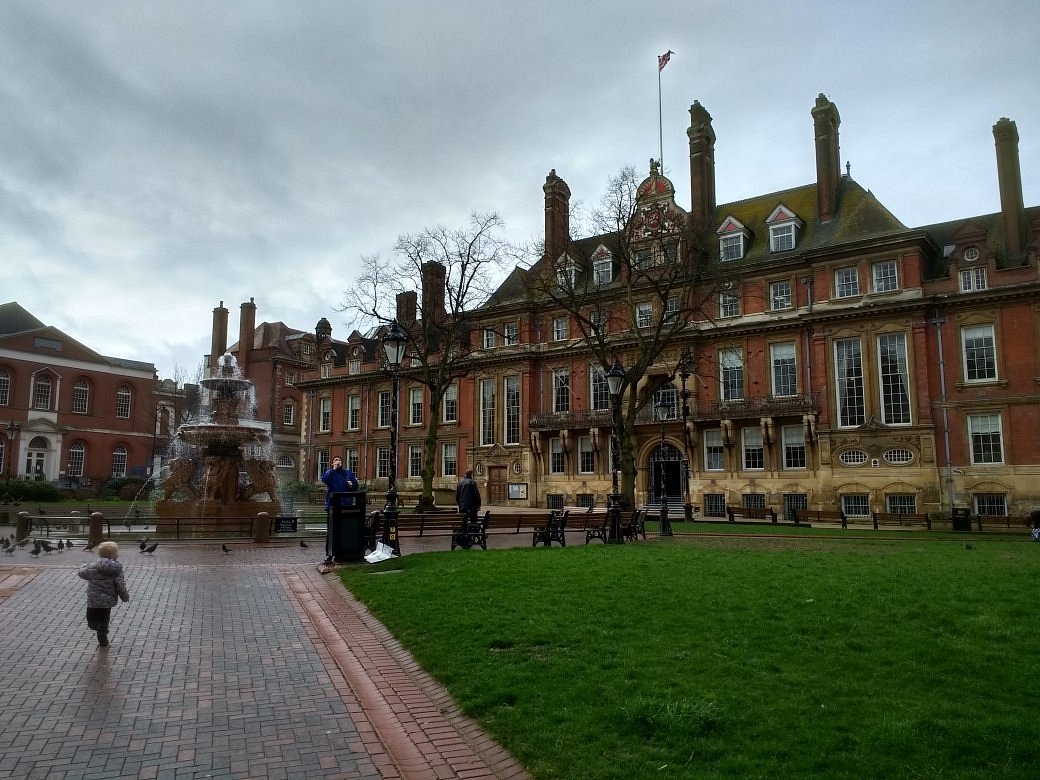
16, 511, 30, 542
255, 512, 271, 544
89, 512, 104, 546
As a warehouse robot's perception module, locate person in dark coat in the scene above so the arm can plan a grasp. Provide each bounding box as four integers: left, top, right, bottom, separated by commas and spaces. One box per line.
77, 541, 130, 647
321, 456, 359, 563
1030, 510, 1040, 542
456, 469, 482, 524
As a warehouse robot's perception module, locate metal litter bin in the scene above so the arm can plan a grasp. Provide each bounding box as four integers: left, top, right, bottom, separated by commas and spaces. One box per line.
951, 507, 972, 532
329, 491, 367, 562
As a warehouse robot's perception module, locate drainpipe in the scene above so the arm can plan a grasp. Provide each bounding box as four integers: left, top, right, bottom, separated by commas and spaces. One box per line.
930, 305, 954, 512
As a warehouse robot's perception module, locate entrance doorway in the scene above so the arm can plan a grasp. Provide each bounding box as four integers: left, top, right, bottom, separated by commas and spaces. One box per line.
648, 444, 684, 504
486, 465, 507, 505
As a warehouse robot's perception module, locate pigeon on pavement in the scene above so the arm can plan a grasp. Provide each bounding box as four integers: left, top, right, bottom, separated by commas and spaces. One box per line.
299, 539, 308, 548
221, 544, 232, 555
142, 543, 158, 554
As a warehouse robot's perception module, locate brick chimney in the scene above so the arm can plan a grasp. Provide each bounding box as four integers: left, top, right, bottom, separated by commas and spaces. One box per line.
993, 117, 1026, 258
209, 301, 228, 374
812, 94, 841, 222
687, 101, 716, 228
420, 261, 446, 322
543, 169, 571, 262
238, 298, 256, 370
396, 290, 417, 325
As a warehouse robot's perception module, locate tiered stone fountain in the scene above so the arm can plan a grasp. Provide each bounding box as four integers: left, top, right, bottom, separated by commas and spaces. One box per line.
155, 353, 281, 520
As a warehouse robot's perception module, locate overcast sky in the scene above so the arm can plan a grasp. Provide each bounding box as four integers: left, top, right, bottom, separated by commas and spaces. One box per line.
2, 1, 1037, 381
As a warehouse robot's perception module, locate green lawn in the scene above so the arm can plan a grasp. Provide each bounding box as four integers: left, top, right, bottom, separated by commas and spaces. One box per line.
339, 533, 1040, 779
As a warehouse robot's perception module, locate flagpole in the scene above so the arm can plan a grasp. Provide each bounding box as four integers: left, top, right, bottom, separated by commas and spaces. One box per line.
658, 65, 664, 171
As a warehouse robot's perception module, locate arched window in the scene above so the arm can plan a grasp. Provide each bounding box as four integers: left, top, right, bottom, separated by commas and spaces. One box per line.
115, 386, 132, 419
33, 374, 52, 410
111, 445, 128, 478
0, 368, 10, 406
68, 441, 86, 477
73, 380, 90, 414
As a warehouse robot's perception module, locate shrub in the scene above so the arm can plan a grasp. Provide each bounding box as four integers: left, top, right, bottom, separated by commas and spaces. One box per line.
4, 479, 61, 502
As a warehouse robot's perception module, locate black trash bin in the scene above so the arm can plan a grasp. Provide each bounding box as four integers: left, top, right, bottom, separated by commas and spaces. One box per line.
951, 507, 972, 532
329, 491, 367, 562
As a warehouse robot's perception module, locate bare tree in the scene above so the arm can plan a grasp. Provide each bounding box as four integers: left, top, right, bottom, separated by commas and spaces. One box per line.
527, 165, 722, 508
341, 212, 513, 510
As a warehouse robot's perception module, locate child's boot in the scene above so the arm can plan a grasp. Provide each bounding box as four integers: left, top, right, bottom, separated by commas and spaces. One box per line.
97, 630, 109, 647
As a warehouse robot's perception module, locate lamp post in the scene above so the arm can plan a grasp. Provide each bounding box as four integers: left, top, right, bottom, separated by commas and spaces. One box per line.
654, 399, 673, 536
605, 360, 625, 544
381, 319, 408, 556
4, 421, 19, 486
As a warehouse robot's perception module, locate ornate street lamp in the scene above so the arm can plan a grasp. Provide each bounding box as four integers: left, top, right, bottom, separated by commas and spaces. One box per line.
654, 399, 673, 536
605, 359, 625, 544
380, 319, 408, 556
4, 421, 19, 486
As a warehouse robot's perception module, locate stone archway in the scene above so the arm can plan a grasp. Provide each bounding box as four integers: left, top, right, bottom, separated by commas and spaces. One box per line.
647, 443, 684, 505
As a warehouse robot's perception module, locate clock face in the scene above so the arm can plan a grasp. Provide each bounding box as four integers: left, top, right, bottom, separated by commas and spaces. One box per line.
646, 209, 662, 230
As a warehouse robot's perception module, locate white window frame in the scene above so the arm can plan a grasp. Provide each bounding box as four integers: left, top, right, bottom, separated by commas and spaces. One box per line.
73, 380, 89, 414
877, 333, 911, 425
504, 375, 520, 445
769, 224, 795, 253
871, 260, 898, 293
719, 290, 740, 318
377, 390, 391, 428
968, 413, 1003, 465
480, 379, 496, 446
664, 296, 680, 323
549, 437, 565, 474
376, 447, 390, 478
409, 387, 423, 426
704, 429, 725, 471
834, 337, 865, 427
720, 234, 744, 261
592, 255, 612, 285
835, 267, 860, 298
282, 402, 295, 426
770, 280, 792, 310
115, 386, 132, 419
552, 316, 568, 341
552, 369, 570, 413
770, 342, 797, 397
110, 445, 128, 479
348, 358, 361, 375
578, 436, 595, 474
782, 425, 806, 470
442, 383, 458, 423
961, 324, 997, 383
504, 322, 519, 345
319, 397, 332, 433
720, 348, 744, 402
482, 328, 496, 349
959, 267, 987, 292
407, 445, 423, 478
742, 427, 764, 470
441, 442, 457, 477
347, 395, 361, 431
636, 302, 653, 328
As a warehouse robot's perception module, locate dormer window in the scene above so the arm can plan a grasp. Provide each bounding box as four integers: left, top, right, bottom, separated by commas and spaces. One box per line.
591, 246, 613, 285
765, 205, 804, 253
716, 217, 750, 261
555, 256, 577, 289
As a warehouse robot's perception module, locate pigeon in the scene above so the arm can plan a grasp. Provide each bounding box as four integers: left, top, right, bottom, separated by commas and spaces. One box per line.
142, 543, 158, 554
65, 539, 74, 549
57, 539, 65, 552
299, 539, 308, 548
40, 540, 56, 554
1, 538, 8, 549
29, 547, 41, 557
3, 545, 14, 555
84, 541, 97, 552
221, 544, 232, 555
139, 537, 149, 551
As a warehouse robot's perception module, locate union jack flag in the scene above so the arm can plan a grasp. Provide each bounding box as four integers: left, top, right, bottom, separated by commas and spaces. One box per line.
658, 50, 674, 71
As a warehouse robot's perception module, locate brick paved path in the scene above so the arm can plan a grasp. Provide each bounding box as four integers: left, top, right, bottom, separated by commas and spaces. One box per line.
0, 543, 529, 779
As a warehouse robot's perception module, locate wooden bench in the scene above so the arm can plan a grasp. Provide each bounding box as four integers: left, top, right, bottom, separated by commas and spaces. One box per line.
558, 506, 611, 544
726, 506, 778, 523
976, 514, 1031, 532
620, 509, 647, 541
792, 508, 847, 528
533, 509, 568, 547
872, 511, 931, 530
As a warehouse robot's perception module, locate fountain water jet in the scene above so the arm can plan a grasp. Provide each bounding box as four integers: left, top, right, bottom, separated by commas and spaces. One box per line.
155, 353, 281, 520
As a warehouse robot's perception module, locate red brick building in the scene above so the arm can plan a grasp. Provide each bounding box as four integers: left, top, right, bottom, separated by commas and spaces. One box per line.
0, 302, 161, 487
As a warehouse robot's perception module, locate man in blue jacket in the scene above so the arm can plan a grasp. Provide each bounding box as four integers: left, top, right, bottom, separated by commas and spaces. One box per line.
321, 456, 358, 563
